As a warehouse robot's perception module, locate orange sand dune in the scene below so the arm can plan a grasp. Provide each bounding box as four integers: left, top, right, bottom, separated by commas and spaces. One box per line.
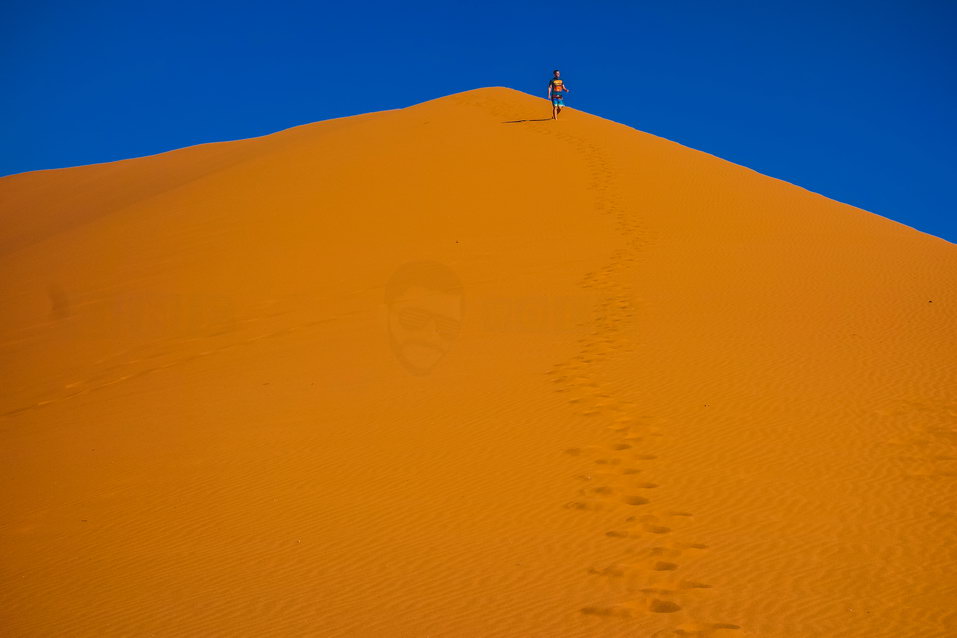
1, 87, 955, 637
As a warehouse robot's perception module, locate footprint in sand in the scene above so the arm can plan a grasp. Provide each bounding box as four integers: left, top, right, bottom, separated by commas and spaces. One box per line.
595, 457, 623, 466
586, 587, 687, 616
630, 540, 709, 561
592, 558, 681, 577
639, 580, 720, 611
564, 499, 608, 512
648, 598, 682, 613
648, 622, 742, 637
605, 511, 697, 536
590, 541, 710, 583
580, 604, 634, 618
580, 484, 616, 498
605, 529, 642, 539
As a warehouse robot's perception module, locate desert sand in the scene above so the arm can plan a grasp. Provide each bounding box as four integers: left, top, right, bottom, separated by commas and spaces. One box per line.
1, 87, 954, 637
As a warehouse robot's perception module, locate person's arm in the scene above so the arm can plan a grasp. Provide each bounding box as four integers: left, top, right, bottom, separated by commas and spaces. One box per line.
563, 84, 570, 93
547, 81, 553, 99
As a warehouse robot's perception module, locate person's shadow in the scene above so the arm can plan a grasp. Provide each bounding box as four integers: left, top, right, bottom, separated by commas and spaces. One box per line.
501, 118, 553, 124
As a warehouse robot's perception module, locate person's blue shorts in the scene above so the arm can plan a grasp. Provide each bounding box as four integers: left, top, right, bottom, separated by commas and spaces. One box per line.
551, 96, 564, 107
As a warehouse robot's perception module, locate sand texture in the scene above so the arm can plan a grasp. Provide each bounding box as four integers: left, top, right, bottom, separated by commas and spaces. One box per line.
1, 87, 955, 636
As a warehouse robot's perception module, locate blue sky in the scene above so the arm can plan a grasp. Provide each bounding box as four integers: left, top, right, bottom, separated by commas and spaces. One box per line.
2, 0, 954, 242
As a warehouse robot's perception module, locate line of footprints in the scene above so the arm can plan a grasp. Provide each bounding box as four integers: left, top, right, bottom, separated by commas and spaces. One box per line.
540, 125, 742, 636
547, 277, 741, 637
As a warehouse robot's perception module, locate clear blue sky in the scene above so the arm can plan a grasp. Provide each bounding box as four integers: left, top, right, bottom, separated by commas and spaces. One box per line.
2, 0, 954, 242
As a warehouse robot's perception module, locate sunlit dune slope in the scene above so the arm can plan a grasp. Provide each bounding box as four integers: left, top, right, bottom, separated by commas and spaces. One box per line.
1, 87, 954, 637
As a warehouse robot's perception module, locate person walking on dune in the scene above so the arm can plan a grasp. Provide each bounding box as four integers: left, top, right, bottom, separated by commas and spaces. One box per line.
547, 69, 570, 120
